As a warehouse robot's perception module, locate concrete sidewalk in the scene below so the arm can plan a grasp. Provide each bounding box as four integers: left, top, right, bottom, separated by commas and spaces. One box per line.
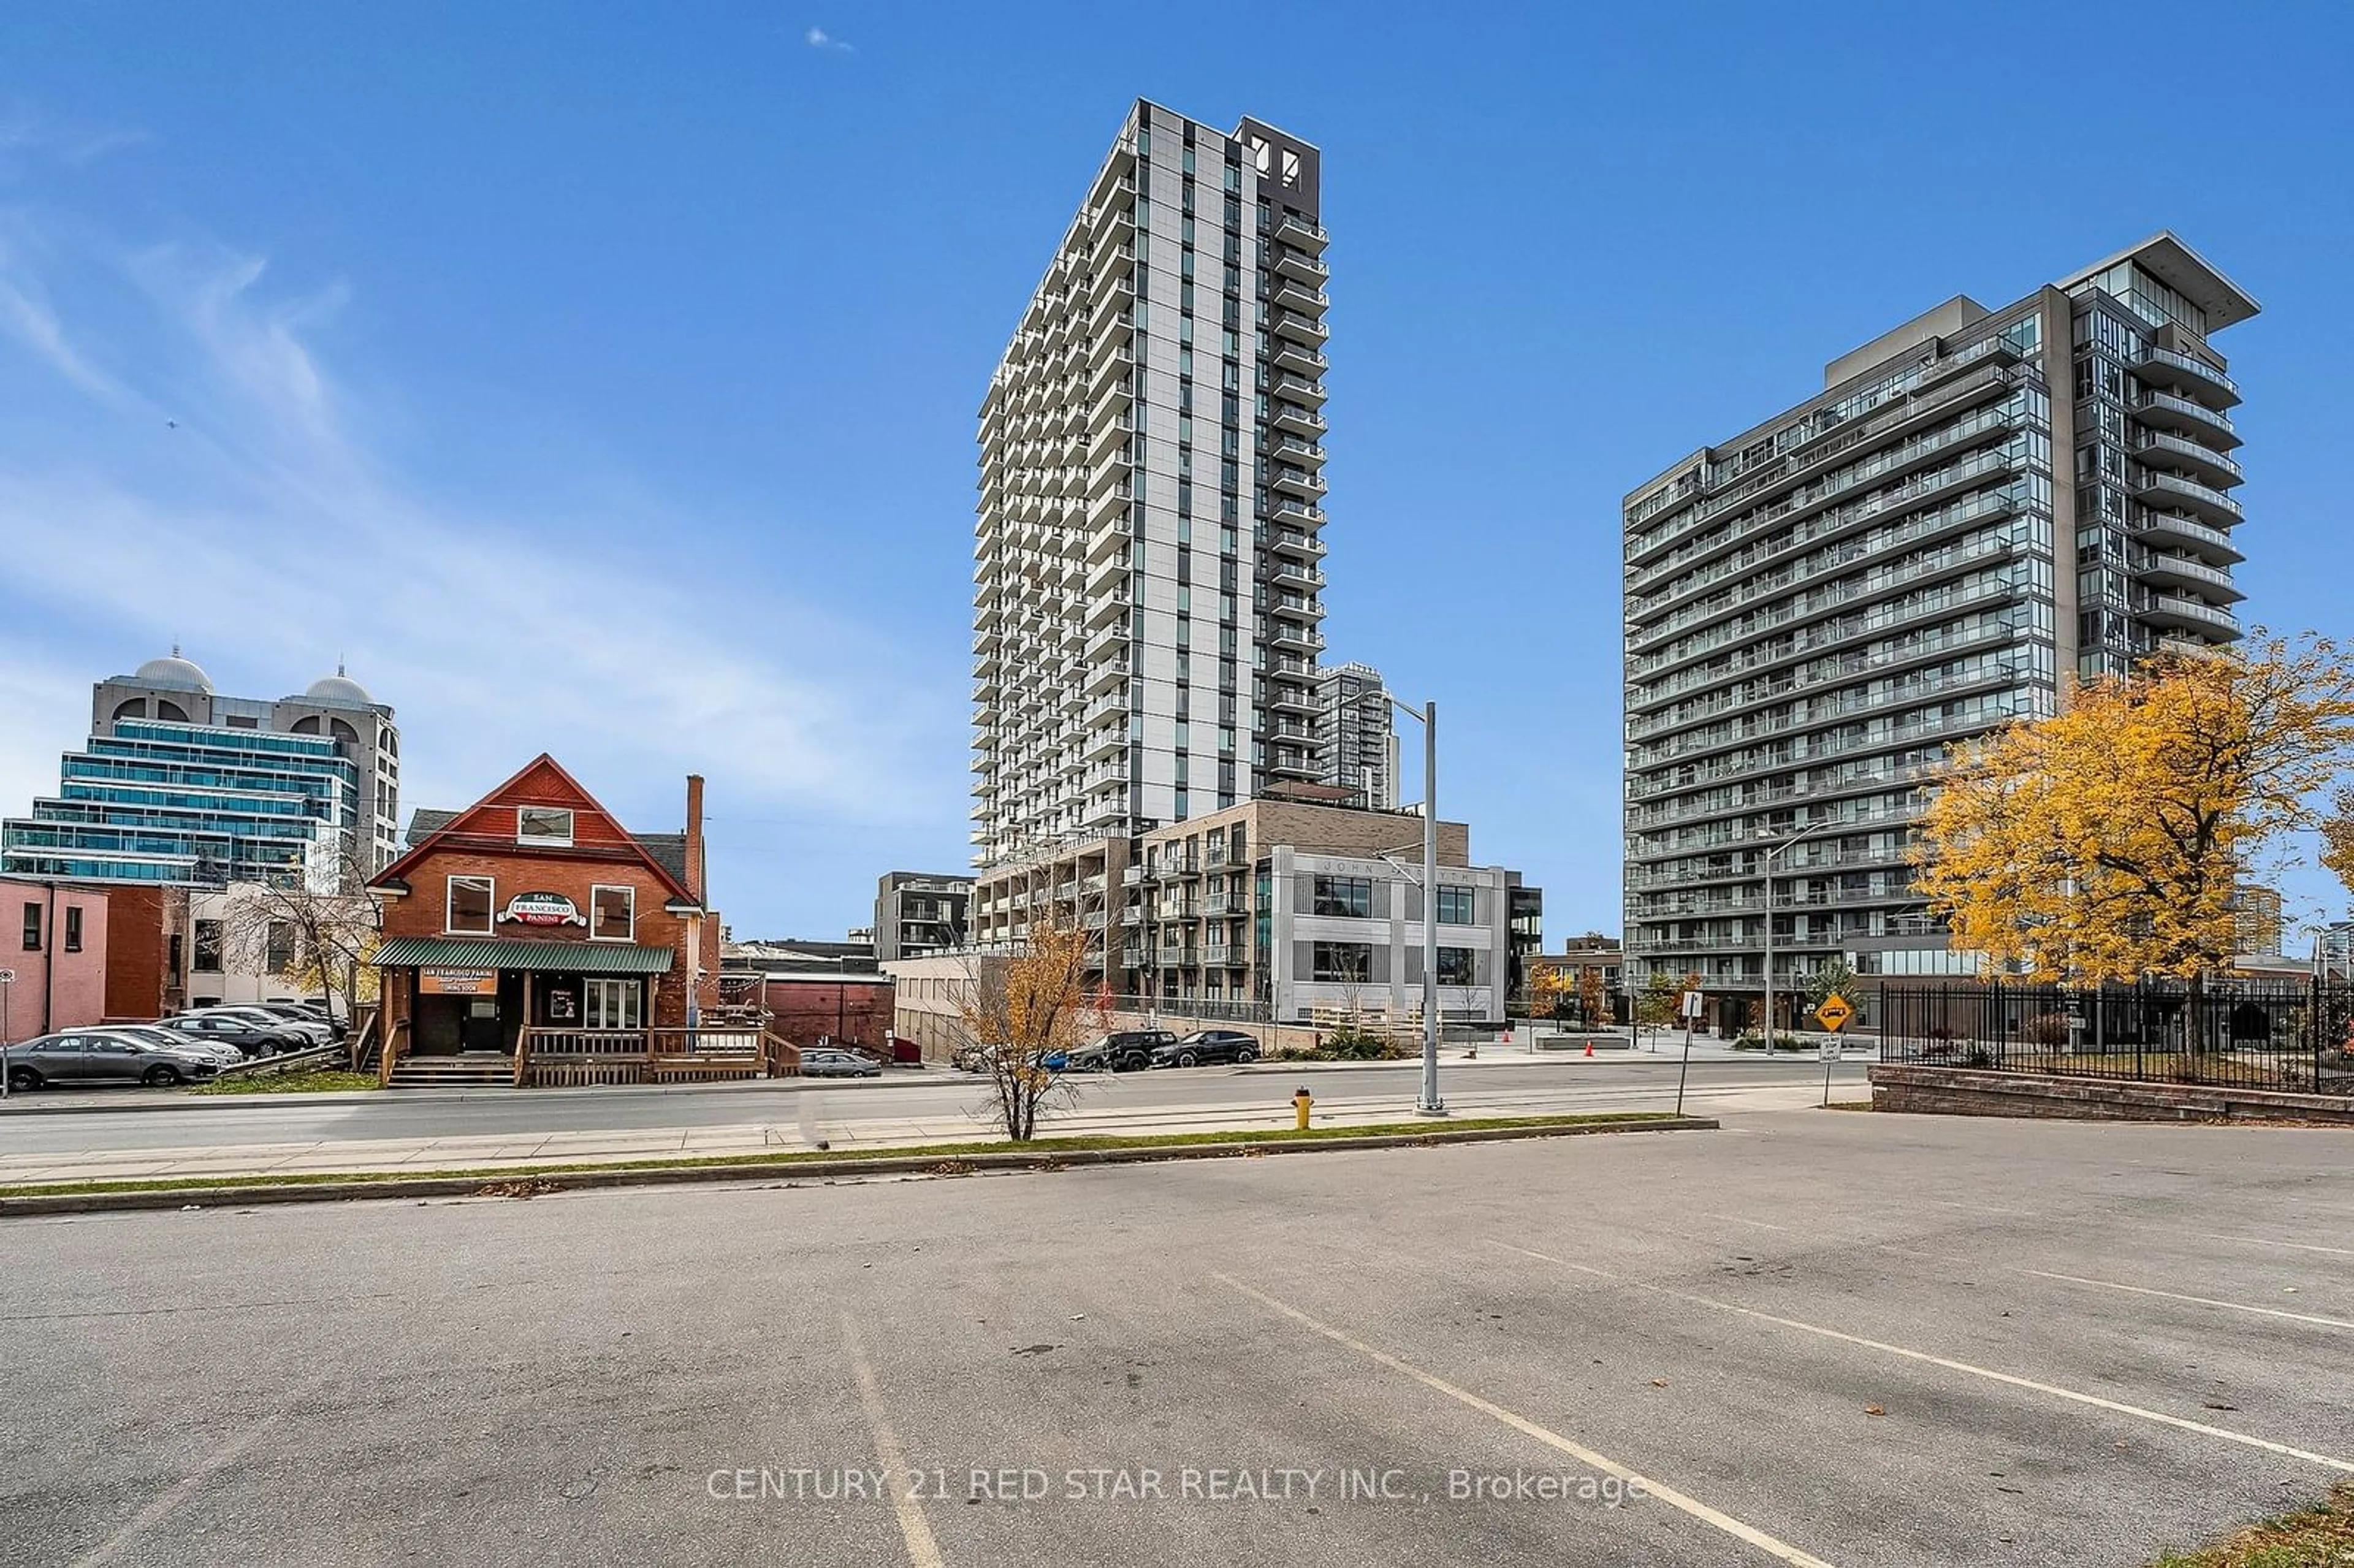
0, 1078, 1828, 1187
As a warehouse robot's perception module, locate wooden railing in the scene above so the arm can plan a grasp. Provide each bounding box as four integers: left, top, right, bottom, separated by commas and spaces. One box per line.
519, 1026, 769, 1060
377, 1019, 411, 1089
346, 1007, 380, 1074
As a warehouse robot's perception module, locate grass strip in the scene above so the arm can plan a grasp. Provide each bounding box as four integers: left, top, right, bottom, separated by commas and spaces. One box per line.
0, 1111, 1681, 1200
2149, 1482, 2354, 1566
191, 1070, 382, 1096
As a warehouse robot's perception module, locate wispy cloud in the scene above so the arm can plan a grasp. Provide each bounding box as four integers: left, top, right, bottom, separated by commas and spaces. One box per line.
804, 25, 855, 51
0, 208, 956, 894
0, 104, 148, 170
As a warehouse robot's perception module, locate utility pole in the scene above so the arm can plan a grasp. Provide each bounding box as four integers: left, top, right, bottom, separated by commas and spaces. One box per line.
1760, 821, 1832, 1048
1389, 695, 1444, 1116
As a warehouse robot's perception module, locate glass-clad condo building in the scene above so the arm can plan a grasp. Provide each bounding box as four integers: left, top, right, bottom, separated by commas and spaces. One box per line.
1, 653, 396, 888
1621, 235, 2256, 1024
972, 99, 1331, 867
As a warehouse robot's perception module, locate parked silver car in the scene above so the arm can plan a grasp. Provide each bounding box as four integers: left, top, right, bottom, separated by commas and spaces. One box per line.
4, 1030, 221, 1090
799, 1048, 882, 1079
66, 1024, 245, 1071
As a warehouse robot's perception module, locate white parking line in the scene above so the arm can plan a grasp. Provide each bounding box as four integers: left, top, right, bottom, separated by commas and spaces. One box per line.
840, 1313, 945, 1568
1214, 1272, 1837, 1568
1701, 1212, 1792, 1232
2189, 1231, 2354, 1261
2017, 1269, 2354, 1332
1492, 1243, 2354, 1475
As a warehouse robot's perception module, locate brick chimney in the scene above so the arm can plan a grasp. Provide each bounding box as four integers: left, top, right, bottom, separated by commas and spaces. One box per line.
684, 774, 706, 902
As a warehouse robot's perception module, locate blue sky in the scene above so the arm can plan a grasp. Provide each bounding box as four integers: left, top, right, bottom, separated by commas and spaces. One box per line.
2, 0, 2350, 943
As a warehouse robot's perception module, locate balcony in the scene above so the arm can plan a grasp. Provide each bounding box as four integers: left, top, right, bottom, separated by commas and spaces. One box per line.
1271, 401, 1327, 440
1269, 594, 1322, 624
1084, 622, 1129, 664
1270, 280, 1328, 315
1268, 621, 1324, 654
1270, 375, 1328, 408
1272, 247, 1328, 286
1270, 465, 1327, 500
2133, 473, 2242, 528
1083, 724, 1127, 764
2134, 347, 2241, 408
1267, 497, 1325, 531
1085, 585, 1132, 630
2138, 595, 2242, 639
1270, 310, 1330, 346
2134, 432, 2242, 490
2132, 508, 2242, 566
2133, 390, 2241, 450
1270, 437, 1325, 468
1083, 654, 1130, 696
1267, 558, 1323, 592
2130, 553, 2243, 601
1265, 523, 1325, 560
1267, 683, 1319, 716
1201, 943, 1236, 967
1271, 212, 1327, 253
1270, 339, 1327, 378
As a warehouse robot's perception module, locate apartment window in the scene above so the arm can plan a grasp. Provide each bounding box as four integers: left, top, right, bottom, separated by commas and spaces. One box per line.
1437, 947, 1476, 987
518, 805, 574, 847
1436, 886, 1476, 925
265, 921, 295, 975
1311, 942, 1372, 983
168, 932, 184, 977
61, 905, 83, 953
585, 978, 642, 1030
590, 885, 636, 942
448, 875, 495, 935
19, 902, 39, 951
193, 919, 223, 973
1312, 876, 1372, 918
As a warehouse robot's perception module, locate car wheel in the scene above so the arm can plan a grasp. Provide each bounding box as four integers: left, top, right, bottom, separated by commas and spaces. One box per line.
6, 1066, 40, 1092
1236, 1047, 1257, 1064
1176, 1050, 1198, 1067
143, 1064, 183, 1087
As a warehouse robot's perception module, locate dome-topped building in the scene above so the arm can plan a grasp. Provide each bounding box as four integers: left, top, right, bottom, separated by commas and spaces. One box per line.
294, 666, 378, 710
131, 649, 214, 693
1, 650, 405, 886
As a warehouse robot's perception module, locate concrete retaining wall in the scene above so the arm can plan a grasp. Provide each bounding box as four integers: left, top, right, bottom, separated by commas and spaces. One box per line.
1870, 1064, 2354, 1126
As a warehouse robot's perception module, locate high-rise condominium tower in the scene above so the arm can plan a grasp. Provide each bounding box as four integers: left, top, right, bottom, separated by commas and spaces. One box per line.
1317, 662, 1398, 811
972, 99, 1331, 867
1621, 235, 2255, 1020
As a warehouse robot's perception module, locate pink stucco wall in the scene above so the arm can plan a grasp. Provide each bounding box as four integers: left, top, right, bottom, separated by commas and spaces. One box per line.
1, 879, 110, 1044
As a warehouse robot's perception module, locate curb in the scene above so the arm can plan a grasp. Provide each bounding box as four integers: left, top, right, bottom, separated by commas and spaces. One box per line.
0, 1070, 958, 1116
0, 1116, 1718, 1216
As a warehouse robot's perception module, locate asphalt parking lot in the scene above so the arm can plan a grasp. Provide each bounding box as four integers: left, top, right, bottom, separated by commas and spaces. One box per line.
3, 1108, 2347, 1567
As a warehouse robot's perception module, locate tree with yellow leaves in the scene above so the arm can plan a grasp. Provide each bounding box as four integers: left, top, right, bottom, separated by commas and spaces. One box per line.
1916, 634, 2354, 1004
1525, 962, 1574, 1025
2322, 785, 2354, 907
956, 913, 1107, 1141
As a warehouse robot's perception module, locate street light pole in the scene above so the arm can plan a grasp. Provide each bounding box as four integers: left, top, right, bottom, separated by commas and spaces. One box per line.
1760, 821, 1833, 1044
1390, 695, 1444, 1116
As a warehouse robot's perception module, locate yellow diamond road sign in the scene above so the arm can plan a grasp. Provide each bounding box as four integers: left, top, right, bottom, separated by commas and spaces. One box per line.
1816, 994, 1854, 1033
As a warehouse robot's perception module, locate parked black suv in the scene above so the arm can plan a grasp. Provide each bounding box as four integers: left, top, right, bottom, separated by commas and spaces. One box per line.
1148, 1029, 1261, 1069
1067, 1029, 1176, 1073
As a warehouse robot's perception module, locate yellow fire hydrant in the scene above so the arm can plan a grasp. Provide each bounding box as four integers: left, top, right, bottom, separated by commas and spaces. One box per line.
1293, 1086, 1314, 1131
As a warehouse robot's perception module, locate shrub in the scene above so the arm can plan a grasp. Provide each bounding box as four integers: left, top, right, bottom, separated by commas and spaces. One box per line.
2024, 1012, 2071, 1048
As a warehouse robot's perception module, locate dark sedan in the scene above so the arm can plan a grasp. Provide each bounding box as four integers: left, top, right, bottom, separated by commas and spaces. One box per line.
4, 1032, 221, 1090
799, 1048, 883, 1079
156, 1013, 303, 1059
1147, 1029, 1262, 1069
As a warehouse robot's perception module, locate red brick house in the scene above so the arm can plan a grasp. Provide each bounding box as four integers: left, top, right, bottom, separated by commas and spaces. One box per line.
368, 756, 735, 1086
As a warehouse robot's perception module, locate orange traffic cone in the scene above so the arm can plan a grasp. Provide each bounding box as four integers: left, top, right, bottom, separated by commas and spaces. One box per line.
1584, 1041, 1595, 1057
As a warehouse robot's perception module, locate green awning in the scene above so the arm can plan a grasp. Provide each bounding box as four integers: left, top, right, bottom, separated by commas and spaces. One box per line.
371, 937, 675, 975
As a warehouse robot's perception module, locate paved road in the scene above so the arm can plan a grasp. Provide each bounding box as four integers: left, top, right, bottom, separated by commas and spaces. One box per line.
0, 1056, 1871, 1158
4, 1109, 2347, 1566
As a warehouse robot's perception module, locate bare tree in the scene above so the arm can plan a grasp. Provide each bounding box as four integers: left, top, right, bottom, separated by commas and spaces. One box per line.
957, 913, 1107, 1141
219, 845, 381, 1023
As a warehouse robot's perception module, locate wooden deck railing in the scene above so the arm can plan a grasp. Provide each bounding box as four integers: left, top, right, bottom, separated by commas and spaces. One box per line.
377, 1018, 411, 1089
346, 1007, 380, 1074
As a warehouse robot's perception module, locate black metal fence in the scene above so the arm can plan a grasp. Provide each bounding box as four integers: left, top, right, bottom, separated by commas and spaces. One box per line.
1880, 980, 2354, 1094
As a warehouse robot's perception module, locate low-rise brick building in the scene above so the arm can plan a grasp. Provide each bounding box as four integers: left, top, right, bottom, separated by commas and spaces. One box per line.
368, 756, 723, 1083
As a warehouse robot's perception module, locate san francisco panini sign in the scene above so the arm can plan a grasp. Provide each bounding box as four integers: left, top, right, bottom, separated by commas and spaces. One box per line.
498, 891, 586, 928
